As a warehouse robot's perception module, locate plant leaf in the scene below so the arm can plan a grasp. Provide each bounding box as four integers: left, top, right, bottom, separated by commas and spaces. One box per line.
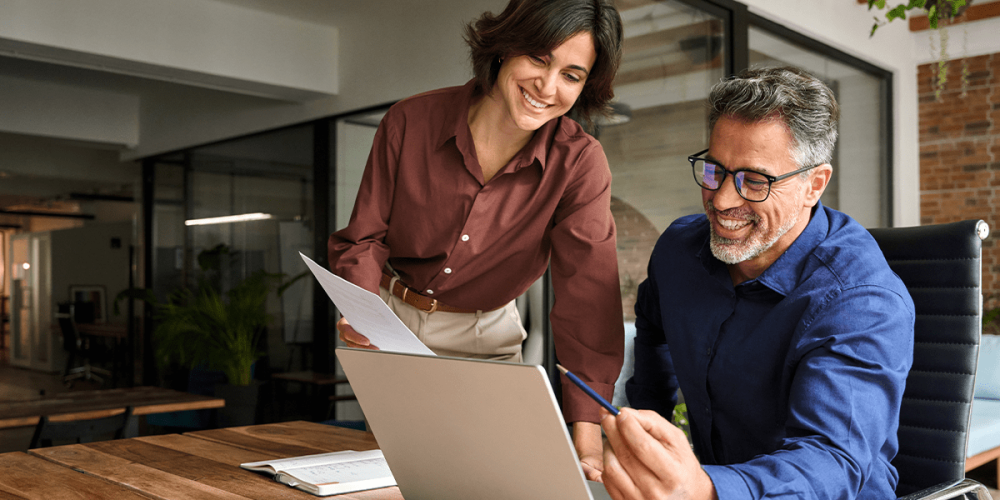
886, 5, 909, 21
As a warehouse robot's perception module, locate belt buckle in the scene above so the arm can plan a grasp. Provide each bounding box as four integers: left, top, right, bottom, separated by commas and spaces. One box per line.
425, 299, 438, 314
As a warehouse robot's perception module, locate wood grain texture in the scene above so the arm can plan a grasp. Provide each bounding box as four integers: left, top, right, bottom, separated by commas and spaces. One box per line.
0, 451, 147, 499
186, 421, 379, 457
16, 420, 400, 499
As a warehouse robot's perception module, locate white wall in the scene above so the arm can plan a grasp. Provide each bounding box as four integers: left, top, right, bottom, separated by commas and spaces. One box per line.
126, 0, 505, 160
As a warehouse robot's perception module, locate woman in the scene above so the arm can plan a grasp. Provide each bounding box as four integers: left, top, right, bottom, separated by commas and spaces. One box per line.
328, 0, 624, 481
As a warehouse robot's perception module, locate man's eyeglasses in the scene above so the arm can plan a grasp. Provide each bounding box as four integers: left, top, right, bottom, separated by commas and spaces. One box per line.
688, 149, 820, 202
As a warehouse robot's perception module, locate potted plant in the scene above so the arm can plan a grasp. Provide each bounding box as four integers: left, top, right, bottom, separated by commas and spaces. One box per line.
117, 244, 304, 426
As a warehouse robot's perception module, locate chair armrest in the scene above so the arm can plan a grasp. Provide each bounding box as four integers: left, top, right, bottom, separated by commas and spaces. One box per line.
897, 478, 994, 500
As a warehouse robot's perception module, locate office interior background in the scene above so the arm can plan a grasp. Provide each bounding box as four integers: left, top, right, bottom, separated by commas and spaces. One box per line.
0, 0, 998, 424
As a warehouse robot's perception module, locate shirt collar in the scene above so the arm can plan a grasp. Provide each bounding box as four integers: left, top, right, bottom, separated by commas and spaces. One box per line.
755, 201, 828, 296
697, 201, 829, 296
440, 79, 556, 172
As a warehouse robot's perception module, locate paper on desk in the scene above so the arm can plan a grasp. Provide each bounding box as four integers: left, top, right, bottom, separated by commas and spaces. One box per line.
300, 253, 435, 356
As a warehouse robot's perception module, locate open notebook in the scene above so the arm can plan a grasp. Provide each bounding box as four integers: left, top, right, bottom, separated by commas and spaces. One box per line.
336, 347, 611, 500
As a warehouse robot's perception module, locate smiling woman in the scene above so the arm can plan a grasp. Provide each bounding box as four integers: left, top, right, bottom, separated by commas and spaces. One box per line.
327, 0, 625, 484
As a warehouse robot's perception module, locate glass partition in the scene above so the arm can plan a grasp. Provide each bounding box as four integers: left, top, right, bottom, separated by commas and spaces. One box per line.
601, 0, 727, 322
748, 24, 889, 227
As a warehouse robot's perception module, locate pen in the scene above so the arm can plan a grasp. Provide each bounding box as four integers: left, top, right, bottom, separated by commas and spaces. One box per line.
556, 364, 619, 416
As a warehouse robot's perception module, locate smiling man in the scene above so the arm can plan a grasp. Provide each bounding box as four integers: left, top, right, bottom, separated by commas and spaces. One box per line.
600, 66, 915, 500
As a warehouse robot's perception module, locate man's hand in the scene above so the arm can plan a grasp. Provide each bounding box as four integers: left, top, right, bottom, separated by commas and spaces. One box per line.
336, 317, 379, 350
574, 421, 605, 481
601, 408, 716, 500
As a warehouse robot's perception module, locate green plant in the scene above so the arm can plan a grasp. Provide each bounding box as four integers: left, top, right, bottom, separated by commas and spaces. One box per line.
868, 0, 967, 35
116, 245, 306, 386
868, 0, 971, 100
151, 270, 281, 386
672, 402, 690, 439
984, 307, 1000, 335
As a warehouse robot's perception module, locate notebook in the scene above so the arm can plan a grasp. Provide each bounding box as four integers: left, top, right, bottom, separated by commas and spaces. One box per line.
335, 347, 612, 500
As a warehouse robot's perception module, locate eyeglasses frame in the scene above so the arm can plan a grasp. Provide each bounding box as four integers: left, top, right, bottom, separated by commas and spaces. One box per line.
687, 149, 822, 203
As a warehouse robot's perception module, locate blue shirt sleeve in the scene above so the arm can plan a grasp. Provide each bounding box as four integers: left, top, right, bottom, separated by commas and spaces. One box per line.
704, 283, 914, 500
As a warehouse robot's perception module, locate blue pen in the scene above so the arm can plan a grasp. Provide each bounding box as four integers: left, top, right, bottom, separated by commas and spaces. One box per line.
557, 364, 619, 416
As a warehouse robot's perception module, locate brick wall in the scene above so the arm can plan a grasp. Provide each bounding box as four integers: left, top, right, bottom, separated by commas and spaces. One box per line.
918, 52, 1000, 308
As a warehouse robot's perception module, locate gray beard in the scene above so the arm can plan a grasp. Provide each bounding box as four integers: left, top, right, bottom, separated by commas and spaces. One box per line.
708, 206, 798, 265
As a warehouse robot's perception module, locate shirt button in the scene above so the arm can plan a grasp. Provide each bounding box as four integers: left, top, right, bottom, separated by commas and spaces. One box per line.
461, 234, 470, 242
426, 289, 434, 295
444, 268, 452, 274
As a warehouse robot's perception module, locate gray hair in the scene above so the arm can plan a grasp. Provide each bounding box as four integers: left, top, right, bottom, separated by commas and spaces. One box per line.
707, 66, 839, 168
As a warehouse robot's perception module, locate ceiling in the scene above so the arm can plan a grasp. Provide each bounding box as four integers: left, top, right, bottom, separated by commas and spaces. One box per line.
0, 0, 719, 226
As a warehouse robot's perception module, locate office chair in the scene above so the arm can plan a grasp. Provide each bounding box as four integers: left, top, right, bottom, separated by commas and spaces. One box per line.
868, 219, 993, 499
58, 302, 112, 386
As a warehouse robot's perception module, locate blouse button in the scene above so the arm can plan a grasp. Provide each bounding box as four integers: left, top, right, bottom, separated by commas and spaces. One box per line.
461, 234, 470, 242
444, 268, 452, 274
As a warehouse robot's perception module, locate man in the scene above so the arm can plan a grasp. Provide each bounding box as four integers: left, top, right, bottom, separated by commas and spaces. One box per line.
600, 66, 914, 500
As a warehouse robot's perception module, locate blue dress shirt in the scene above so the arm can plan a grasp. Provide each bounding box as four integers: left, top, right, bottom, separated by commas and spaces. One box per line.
626, 203, 914, 499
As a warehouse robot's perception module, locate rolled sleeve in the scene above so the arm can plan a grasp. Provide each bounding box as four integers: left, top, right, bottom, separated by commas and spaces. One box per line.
549, 142, 624, 423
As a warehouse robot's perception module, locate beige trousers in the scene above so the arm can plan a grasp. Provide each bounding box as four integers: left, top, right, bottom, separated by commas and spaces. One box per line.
378, 283, 526, 362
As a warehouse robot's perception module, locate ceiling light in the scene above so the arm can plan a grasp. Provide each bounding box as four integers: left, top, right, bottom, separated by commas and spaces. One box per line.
184, 212, 274, 226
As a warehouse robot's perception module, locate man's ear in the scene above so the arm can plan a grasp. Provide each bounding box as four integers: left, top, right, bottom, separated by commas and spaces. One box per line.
803, 164, 832, 207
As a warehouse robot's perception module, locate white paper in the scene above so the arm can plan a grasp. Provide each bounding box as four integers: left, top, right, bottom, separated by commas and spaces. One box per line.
300, 253, 435, 356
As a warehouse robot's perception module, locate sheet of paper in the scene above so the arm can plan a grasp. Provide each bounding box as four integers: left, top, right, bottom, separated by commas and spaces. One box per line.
300, 253, 435, 356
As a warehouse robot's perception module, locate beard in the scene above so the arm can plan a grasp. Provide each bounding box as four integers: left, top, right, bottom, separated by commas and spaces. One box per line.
706, 200, 798, 265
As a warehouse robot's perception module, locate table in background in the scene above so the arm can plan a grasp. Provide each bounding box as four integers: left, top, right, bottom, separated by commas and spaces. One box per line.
0, 420, 402, 499
271, 370, 356, 421
0, 386, 225, 437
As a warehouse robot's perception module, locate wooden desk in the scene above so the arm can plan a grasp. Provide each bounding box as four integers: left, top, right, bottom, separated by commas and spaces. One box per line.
75, 323, 127, 339
1, 420, 403, 499
0, 386, 225, 435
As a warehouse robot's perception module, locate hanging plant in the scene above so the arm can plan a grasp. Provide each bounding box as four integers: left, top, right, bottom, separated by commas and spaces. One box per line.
868, 0, 971, 100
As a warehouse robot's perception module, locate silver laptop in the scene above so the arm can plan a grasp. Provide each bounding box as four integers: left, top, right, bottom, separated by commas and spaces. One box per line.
335, 347, 612, 500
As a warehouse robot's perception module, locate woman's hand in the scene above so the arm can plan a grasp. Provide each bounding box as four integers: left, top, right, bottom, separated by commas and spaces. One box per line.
574, 421, 605, 482
336, 317, 379, 350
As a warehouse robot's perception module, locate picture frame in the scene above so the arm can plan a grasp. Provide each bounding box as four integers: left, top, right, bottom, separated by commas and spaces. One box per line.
69, 285, 106, 324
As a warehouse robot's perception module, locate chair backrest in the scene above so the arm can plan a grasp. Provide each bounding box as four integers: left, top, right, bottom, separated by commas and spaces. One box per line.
29, 406, 133, 449
56, 302, 79, 354
868, 219, 988, 496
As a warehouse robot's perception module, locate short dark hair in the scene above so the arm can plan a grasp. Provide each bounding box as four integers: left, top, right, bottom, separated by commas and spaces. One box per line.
708, 66, 840, 167
464, 0, 623, 126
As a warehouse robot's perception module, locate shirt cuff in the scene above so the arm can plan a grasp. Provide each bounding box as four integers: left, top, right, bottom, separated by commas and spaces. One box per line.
561, 375, 616, 424
704, 465, 752, 500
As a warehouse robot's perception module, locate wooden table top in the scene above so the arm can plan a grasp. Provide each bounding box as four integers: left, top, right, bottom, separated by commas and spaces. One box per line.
0, 420, 403, 500
0, 386, 226, 430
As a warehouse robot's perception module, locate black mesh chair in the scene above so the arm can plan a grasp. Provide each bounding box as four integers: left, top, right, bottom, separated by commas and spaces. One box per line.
868, 220, 992, 499
58, 302, 112, 386
29, 407, 133, 449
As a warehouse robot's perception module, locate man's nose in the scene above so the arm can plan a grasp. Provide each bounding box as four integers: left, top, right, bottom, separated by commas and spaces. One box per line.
710, 174, 745, 210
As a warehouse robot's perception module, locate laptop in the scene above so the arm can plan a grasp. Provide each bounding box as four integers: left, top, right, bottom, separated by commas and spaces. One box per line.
335, 347, 612, 500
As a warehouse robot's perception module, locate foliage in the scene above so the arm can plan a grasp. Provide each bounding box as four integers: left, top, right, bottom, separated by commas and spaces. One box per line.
867, 0, 967, 36
672, 402, 690, 439
116, 244, 306, 386
985, 307, 1000, 335
868, 0, 970, 100
151, 270, 281, 386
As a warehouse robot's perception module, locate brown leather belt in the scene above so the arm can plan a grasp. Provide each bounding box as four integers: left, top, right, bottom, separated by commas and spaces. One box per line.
380, 270, 490, 314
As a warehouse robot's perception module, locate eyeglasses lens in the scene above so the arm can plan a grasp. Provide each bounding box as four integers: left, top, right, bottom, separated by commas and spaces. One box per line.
694, 159, 771, 202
